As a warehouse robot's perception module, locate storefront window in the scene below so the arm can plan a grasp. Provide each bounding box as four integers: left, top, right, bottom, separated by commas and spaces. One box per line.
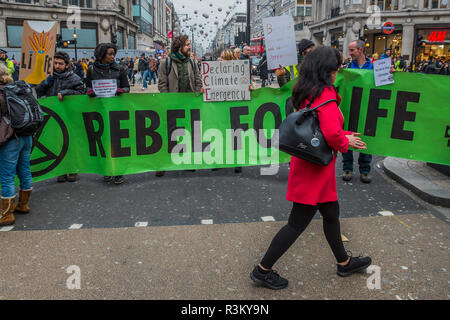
61, 27, 97, 48
416, 28, 450, 62
6, 25, 23, 47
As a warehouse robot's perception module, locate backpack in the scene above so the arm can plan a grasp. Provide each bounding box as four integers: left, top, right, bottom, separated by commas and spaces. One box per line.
0, 80, 44, 136
398, 59, 405, 69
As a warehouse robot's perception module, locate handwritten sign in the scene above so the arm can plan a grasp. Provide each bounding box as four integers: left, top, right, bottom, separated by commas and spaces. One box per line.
373, 57, 394, 87
263, 15, 298, 70
201, 60, 250, 102
92, 79, 118, 98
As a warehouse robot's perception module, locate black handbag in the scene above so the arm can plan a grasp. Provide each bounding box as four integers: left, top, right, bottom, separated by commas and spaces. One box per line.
277, 99, 338, 166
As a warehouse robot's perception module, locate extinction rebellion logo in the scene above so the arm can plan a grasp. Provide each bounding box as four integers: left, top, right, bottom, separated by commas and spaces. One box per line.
30, 106, 69, 177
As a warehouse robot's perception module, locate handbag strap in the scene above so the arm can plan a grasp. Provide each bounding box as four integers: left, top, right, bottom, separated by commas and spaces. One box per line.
305, 99, 338, 112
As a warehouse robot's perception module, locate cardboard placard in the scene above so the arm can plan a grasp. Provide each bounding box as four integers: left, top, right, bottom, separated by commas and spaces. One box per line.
202, 60, 250, 102
373, 57, 394, 87
19, 21, 58, 85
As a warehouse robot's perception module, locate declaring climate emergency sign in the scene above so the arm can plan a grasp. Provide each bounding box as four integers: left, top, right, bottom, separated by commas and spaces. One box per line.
202, 60, 251, 102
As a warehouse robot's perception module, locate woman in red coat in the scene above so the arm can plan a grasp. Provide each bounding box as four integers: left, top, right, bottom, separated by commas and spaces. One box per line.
250, 46, 372, 290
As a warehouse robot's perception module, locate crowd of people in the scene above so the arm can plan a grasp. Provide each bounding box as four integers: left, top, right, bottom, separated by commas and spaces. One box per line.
1, 33, 448, 291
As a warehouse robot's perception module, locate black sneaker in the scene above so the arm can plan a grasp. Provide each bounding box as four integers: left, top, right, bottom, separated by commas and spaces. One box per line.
234, 167, 242, 173
114, 176, 124, 185
337, 254, 372, 277
250, 266, 288, 290
104, 176, 113, 182
57, 175, 67, 183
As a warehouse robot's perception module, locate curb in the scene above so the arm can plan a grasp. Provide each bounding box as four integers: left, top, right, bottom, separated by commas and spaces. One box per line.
383, 157, 450, 208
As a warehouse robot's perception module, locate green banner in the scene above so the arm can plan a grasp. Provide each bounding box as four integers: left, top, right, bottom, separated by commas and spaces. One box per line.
21, 69, 450, 183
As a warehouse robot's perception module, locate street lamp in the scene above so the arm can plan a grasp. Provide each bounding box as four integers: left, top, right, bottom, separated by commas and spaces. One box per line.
73, 30, 78, 61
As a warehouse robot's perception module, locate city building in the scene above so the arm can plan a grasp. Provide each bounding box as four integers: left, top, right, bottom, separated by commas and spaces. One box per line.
309, 0, 450, 65
1, 0, 139, 59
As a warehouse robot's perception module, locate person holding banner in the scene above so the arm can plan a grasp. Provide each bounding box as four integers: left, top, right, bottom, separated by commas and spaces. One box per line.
342, 40, 374, 184
86, 43, 130, 185
250, 47, 371, 290
156, 35, 203, 178
35, 51, 85, 183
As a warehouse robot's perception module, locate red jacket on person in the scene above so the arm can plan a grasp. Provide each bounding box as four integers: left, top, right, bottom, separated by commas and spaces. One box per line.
286, 86, 353, 205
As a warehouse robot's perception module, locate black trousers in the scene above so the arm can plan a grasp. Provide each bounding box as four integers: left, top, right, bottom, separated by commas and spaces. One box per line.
260, 201, 348, 269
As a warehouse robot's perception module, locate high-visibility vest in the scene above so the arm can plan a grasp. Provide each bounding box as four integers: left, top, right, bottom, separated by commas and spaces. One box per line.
285, 65, 299, 80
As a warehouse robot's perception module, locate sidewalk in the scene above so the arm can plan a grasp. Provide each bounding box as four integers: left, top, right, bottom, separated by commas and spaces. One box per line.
0, 213, 448, 299
383, 157, 450, 209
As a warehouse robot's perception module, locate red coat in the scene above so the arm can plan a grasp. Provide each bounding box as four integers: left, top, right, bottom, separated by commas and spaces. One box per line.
286, 86, 352, 205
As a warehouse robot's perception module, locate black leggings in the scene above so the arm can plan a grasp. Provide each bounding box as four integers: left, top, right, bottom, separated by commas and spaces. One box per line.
260, 201, 348, 269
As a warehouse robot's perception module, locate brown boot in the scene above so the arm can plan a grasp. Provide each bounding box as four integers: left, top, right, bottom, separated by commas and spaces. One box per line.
0, 197, 16, 226
15, 189, 32, 214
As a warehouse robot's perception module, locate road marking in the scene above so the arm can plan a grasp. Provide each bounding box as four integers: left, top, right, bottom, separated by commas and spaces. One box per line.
261, 216, 275, 222
379, 211, 394, 216
391, 215, 412, 229
0, 226, 14, 232
135, 222, 148, 227
201, 219, 213, 225
69, 224, 83, 230
395, 295, 402, 300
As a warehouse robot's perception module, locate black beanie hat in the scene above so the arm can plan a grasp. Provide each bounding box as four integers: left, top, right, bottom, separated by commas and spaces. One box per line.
297, 39, 315, 54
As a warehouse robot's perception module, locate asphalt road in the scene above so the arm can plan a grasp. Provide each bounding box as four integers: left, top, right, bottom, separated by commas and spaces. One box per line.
7, 155, 430, 232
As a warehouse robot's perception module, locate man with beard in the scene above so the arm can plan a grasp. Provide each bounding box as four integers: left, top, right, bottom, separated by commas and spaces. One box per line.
0, 49, 15, 77
35, 51, 85, 182
156, 35, 203, 177
86, 43, 130, 185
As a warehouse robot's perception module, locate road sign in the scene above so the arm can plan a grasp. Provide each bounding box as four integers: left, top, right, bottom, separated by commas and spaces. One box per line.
382, 22, 394, 35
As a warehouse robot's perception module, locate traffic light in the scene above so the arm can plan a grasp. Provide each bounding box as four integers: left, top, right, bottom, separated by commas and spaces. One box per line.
416, 34, 425, 47
111, 33, 117, 44
331, 40, 339, 49
62, 40, 77, 48
56, 34, 63, 48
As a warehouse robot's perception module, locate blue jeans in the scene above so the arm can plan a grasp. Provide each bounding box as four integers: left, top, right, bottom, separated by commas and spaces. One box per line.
141, 70, 148, 88
342, 150, 372, 174
0, 136, 33, 198
149, 70, 157, 84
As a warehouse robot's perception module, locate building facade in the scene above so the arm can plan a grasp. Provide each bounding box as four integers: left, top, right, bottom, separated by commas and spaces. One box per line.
309, 0, 450, 64
1, 0, 139, 59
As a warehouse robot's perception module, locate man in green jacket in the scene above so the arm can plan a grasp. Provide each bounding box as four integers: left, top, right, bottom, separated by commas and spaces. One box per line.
0, 49, 15, 77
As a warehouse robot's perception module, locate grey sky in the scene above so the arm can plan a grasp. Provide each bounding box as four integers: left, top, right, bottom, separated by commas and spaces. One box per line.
172, 0, 246, 51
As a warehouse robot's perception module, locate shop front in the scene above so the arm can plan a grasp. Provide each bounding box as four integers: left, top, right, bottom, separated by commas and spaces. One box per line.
364, 28, 403, 59
415, 27, 450, 63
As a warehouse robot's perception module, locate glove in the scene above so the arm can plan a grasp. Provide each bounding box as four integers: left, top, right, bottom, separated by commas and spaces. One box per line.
86, 89, 96, 97
115, 88, 124, 96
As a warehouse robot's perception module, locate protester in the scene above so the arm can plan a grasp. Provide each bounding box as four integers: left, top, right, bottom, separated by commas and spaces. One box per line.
132, 56, 139, 85
81, 58, 89, 78
157, 35, 203, 177
250, 46, 372, 290
439, 60, 450, 75
276, 39, 315, 87
380, 47, 391, 60
0, 49, 15, 76
258, 53, 269, 87
395, 56, 406, 72
0, 64, 33, 226
221, 49, 236, 61
86, 43, 130, 185
233, 47, 242, 60
149, 55, 157, 85
138, 53, 149, 91
342, 39, 373, 183
35, 51, 85, 183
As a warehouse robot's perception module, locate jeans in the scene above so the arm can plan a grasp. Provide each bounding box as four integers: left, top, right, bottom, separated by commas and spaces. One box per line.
0, 136, 33, 198
149, 70, 157, 84
342, 150, 372, 174
141, 70, 148, 88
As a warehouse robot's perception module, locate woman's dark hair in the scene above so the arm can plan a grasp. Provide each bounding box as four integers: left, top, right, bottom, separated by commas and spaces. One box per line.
292, 46, 342, 108
94, 43, 117, 62
54, 51, 70, 65
171, 35, 189, 53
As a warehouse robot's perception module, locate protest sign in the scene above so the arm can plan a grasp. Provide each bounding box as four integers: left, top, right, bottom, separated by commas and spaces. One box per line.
92, 79, 118, 98
202, 60, 250, 102
19, 21, 57, 85
373, 57, 395, 87
263, 15, 298, 70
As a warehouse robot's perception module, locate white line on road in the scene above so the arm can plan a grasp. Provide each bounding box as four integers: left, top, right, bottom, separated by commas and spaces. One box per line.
135, 222, 148, 227
261, 216, 275, 222
379, 211, 394, 216
0, 226, 14, 232
69, 224, 83, 230
201, 219, 213, 225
